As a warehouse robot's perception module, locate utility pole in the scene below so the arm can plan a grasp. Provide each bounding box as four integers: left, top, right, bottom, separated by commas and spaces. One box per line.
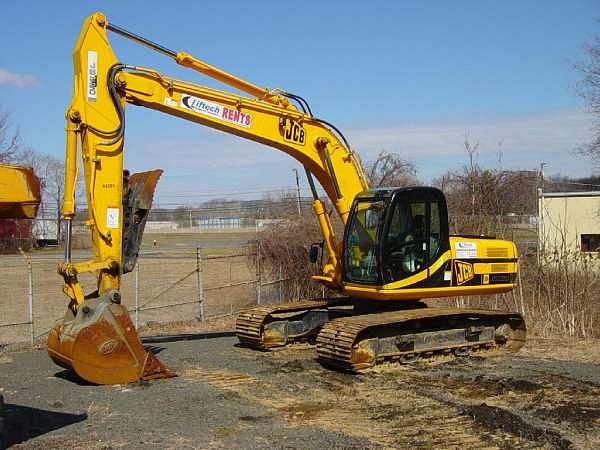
539, 161, 546, 189
537, 161, 547, 261
292, 168, 301, 216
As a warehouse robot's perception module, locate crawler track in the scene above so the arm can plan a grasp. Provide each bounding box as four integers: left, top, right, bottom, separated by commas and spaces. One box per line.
316, 307, 526, 371
236, 298, 352, 349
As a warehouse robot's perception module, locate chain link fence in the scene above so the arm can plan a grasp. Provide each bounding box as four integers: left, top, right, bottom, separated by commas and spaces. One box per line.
0, 242, 295, 350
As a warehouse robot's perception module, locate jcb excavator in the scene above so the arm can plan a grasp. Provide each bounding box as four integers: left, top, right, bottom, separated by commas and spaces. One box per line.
49, 12, 525, 385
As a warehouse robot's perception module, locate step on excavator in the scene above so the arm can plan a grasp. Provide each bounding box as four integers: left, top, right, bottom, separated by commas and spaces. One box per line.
48, 12, 526, 385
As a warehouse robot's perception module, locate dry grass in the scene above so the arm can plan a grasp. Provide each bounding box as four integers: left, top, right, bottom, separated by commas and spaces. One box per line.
520, 251, 600, 338
255, 210, 341, 301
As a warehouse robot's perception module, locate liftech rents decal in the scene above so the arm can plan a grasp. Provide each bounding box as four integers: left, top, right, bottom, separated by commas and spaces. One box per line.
180, 95, 251, 128
87, 51, 98, 102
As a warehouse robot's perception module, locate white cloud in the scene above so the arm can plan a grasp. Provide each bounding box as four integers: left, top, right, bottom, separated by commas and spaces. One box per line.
346, 109, 595, 178
0, 68, 40, 88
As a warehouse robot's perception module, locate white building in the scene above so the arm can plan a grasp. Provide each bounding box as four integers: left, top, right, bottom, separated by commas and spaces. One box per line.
539, 191, 600, 253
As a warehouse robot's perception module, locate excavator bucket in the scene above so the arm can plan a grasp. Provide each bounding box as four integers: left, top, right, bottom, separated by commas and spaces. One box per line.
48, 169, 174, 385
48, 290, 175, 385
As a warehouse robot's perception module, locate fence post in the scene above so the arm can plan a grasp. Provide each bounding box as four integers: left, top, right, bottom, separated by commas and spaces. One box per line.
196, 247, 204, 320
27, 257, 34, 348
256, 241, 262, 305
134, 262, 140, 329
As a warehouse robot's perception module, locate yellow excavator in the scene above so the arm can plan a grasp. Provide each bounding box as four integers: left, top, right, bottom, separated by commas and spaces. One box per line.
48, 12, 525, 385
0, 164, 40, 220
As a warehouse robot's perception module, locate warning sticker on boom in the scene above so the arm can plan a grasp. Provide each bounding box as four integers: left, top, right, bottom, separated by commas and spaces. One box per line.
106, 208, 119, 229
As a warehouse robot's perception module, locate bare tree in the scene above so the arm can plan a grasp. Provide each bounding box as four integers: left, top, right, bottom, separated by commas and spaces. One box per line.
16, 148, 64, 242
576, 35, 600, 165
365, 150, 418, 188
463, 132, 480, 216
0, 111, 20, 162
434, 135, 537, 236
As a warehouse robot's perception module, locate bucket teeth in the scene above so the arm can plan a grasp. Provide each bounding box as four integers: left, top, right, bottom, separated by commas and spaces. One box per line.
141, 351, 176, 380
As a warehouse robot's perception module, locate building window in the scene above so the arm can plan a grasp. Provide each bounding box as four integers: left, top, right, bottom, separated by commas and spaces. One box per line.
581, 234, 600, 252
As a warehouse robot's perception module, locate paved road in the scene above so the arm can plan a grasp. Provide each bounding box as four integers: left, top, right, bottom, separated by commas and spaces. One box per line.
1, 335, 599, 449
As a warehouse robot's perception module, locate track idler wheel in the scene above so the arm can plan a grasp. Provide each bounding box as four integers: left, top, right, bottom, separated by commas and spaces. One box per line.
47, 290, 175, 385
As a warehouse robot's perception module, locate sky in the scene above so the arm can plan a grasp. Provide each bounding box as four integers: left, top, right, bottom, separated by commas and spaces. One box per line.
1, 1, 599, 204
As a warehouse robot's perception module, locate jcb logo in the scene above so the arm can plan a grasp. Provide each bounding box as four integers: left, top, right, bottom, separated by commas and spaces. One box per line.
454, 261, 474, 285
280, 117, 306, 145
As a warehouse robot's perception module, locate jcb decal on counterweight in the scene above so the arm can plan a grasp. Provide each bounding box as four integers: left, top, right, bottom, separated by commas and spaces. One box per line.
454, 260, 474, 285
280, 118, 306, 145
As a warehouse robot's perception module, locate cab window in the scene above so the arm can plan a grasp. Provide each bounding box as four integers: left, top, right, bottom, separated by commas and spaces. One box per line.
383, 197, 443, 283
344, 200, 384, 283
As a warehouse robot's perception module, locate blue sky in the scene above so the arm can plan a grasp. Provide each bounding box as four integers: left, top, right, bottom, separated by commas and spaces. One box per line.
1, 1, 598, 204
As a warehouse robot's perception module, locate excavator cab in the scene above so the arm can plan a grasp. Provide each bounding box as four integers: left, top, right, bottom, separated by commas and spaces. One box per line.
343, 187, 449, 285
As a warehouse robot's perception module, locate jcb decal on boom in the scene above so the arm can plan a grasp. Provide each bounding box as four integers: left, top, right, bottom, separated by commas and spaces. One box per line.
454, 260, 474, 285
280, 117, 306, 145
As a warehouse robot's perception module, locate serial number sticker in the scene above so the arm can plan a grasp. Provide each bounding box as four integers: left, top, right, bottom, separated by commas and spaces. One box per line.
106, 208, 119, 229
164, 97, 177, 107
455, 241, 477, 259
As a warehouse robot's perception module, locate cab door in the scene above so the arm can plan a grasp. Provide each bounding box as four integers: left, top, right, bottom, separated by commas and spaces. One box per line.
381, 188, 449, 284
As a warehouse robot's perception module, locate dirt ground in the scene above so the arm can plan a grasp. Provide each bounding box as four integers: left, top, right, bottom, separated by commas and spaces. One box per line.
1, 325, 599, 449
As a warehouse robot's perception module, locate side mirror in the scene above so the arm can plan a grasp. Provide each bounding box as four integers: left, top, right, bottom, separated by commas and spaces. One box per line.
309, 243, 321, 263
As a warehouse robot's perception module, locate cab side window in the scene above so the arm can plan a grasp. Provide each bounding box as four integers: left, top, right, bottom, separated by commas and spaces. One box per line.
383, 198, 443, 283
384, 200, 426, 281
